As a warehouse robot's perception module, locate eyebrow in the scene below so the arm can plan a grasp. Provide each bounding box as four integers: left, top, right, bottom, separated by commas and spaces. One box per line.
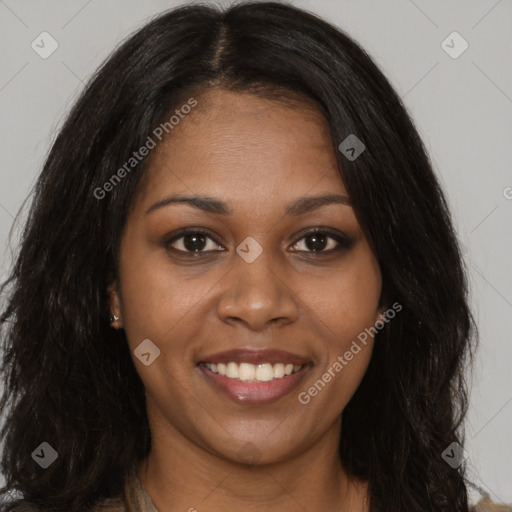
145, 193, 351, 216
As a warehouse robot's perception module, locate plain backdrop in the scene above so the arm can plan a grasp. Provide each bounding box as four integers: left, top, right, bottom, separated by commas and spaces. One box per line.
1, 0, 511, 504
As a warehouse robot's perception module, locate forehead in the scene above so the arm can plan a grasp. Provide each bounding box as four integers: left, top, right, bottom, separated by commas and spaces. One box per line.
138, 89, 347, 206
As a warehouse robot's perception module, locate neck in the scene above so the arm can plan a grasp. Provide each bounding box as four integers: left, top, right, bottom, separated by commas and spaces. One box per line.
137, 415, 368, 511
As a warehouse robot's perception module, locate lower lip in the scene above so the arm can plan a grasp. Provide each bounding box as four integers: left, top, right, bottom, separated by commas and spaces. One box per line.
199, 364, 310, 405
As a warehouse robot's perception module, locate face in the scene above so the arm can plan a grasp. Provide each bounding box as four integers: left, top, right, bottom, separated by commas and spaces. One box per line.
109, 89, 383, 465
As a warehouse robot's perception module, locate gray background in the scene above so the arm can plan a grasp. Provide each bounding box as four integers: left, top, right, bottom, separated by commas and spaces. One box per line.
1, 0, 511, 504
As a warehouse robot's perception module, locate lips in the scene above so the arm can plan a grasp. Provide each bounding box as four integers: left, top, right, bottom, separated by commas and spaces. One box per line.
197, 348, 312, 405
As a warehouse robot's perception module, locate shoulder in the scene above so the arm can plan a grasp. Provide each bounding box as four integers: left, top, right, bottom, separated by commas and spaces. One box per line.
469, 498, 512, 512
2, 505, 41, 512
4, 496, 126, 512
2, 463, 138, 512
2, 503, 42, 512
468, 481, 512, 512
470, 499, 512, 511
89, 496, 127, 512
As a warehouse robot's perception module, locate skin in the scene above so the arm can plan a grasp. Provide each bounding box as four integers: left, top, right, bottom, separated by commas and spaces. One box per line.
109, 89, 384, 511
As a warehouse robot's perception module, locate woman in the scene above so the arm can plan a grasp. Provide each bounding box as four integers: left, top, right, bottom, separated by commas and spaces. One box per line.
0, 2, 503, 511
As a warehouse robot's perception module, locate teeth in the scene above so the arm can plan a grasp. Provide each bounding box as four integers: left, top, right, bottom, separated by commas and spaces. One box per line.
226, 362, 238, 378
255, 363, 274, 381
204, 361, 304, 382
273, 363, 285, 379
239, 362, 255, 381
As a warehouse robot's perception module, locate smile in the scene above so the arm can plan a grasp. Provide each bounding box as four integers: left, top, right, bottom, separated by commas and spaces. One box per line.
203, 361, 304, 382
197, 348, 311, 405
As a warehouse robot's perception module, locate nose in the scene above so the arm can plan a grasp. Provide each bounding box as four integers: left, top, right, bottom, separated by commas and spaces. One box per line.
216, 248, 300, 331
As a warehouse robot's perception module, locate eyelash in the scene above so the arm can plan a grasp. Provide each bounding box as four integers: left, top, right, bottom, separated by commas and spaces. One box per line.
162, 227, 353, 258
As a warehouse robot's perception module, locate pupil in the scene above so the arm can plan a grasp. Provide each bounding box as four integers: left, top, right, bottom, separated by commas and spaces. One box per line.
306, 233, 326, 251
184, 233, 206, 251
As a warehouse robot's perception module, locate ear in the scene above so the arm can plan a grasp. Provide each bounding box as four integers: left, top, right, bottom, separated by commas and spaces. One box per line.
375, 305, 387, 326
375, 288, 389, 326
107, 281, 123, 329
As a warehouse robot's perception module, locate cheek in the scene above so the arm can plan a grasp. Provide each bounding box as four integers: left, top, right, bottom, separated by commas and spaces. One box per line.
299, 248, 381, 402
304, 247, 382, 345
116, 233, 213, 351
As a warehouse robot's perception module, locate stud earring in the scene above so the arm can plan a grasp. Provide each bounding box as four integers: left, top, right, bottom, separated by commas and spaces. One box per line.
109, 315, 120, 326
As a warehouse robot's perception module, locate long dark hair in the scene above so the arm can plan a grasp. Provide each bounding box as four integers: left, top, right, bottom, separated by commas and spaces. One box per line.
0, 2, 476, 510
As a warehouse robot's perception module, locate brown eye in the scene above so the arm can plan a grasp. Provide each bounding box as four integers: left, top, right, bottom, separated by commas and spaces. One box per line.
164, 229, 224, 254
290, 228, 354, 254
304, 232, 329, 251
181, 233, 207, 252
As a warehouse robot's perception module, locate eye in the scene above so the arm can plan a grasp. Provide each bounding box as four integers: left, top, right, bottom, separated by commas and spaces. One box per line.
290, 228, 353, 254
163, 226, 354, 258
164, 228, 224, 255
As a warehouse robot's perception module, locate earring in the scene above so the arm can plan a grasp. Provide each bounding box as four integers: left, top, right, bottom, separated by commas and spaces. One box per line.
109, 315, 120, 326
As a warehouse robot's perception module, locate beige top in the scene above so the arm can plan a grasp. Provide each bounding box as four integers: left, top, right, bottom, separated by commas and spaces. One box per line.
8, 465, 512, 511
108, 465, 512, 512
122, 464, 158, 512
89, 463, 158, 512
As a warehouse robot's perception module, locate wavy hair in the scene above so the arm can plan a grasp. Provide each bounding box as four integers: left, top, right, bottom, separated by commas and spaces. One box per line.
0, 2, 476, 510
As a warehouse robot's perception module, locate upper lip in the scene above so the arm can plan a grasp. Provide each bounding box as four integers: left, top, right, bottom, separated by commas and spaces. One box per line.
199, 348, 310, 366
